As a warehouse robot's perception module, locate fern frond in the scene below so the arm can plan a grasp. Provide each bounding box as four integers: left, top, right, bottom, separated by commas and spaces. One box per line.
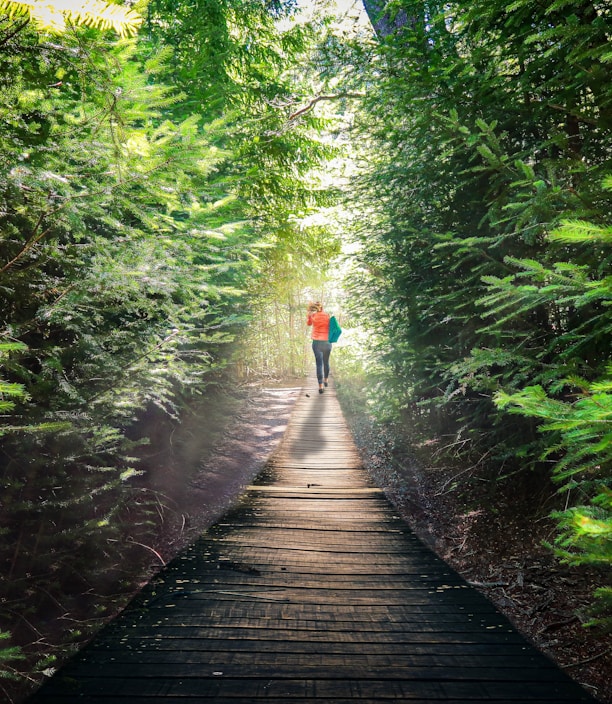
0, 380, 26, 397
0, 0, 142, 36
551, 219, 612, 244
0, 342, 27, 355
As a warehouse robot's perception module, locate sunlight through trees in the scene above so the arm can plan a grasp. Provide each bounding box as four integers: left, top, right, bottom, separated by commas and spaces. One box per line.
1, 0, 610, 697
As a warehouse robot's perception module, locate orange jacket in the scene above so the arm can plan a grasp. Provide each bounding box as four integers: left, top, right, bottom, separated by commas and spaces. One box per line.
307, 311, 330, 341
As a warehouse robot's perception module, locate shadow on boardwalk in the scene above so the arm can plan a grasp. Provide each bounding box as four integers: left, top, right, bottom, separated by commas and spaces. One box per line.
293, 390, 327, 460
26, 380, 600, 703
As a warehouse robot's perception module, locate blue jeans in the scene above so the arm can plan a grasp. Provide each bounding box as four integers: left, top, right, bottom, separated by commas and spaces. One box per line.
312, 340, 332, 384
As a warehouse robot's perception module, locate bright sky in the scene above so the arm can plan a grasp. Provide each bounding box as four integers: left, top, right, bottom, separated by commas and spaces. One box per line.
293, 0, 372, 30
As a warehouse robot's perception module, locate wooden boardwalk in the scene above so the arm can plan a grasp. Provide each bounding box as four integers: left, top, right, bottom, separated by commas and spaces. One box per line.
27, 381, 598, 703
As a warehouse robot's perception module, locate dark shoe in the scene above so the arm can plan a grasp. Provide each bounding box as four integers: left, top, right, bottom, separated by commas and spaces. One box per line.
319, 388, 324, 394
324, 381, 328, 387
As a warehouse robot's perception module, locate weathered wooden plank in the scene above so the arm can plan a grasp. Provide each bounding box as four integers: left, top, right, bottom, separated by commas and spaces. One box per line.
104, 615, 516, 633
24, 700, 582, 704
27, 700, 594, 704
87, 627, 528, 644
116, 604, 509, 621
32, 676, 595, 701
96, 622, 518, 642
137, 576, 472, 591
53, 662, 576, 683
87, 640, 543, 657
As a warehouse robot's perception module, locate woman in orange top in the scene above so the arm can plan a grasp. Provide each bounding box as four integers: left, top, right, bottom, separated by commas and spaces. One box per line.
306, 301, 332, 394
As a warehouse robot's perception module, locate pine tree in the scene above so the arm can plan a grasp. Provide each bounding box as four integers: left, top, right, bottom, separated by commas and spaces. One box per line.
340, 0, 611, 617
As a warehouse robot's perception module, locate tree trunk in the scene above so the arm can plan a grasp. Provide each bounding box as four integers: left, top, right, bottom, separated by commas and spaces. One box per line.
360, 0, 409, 38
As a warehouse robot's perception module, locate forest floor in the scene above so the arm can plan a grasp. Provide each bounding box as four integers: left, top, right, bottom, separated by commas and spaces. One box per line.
340, 401, 612, 704
10, 377, 610, 703
149, 379, 304, 556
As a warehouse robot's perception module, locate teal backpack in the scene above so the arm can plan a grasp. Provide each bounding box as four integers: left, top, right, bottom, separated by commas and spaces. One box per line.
328, 315, 342, 343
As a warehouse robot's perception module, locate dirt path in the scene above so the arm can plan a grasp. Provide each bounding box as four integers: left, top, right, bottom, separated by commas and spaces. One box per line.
167, 382, 304, 548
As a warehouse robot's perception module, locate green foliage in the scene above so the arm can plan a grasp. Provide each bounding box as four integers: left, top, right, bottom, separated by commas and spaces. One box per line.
0, 630, 24, 681
490, 212, 612, 610
497, 378, 611, 484
587, 586, 612, 631
162, 1, 345, 380
0, 0, 142, 36
496, 378, 611, 586
340, 0, 612, 620
0, 1, 340, 697
0, 342, 27, 415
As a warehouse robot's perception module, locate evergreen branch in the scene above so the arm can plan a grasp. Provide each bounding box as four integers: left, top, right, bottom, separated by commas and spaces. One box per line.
0, 206, 51, 275
84, 329, 182, 408
547, 103, 599, 128
0, 17, 29, 47
1, 156, 174, 276
551, 220, 612, 244
288, 92, 365, 121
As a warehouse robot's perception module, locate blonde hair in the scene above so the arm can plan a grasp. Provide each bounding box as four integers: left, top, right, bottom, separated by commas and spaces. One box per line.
308, 301, 323, 313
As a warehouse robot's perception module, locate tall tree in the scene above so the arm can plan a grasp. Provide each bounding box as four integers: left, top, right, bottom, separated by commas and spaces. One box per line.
341, 0, 611, 611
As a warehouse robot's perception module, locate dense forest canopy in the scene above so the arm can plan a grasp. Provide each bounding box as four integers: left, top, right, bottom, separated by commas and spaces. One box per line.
0, 0, 610, 698
350, 0, 611, 622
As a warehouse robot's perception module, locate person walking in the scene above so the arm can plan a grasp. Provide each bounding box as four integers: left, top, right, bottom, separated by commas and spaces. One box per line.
307, 301, 332, 394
